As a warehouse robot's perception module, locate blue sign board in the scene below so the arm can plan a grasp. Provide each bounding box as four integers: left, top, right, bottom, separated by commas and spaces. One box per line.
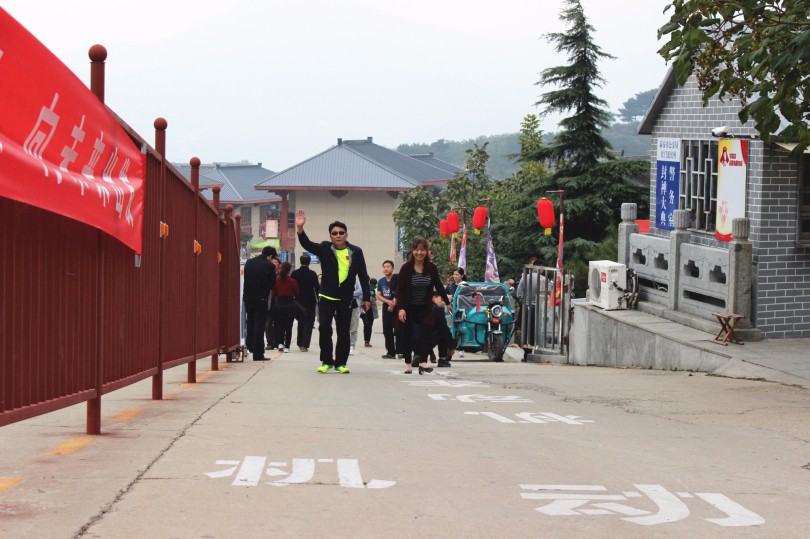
655, 138, 681, 231
304, 252, 320, 265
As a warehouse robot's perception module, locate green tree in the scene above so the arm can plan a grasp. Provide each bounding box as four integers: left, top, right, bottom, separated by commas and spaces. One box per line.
658, 0, 810, 154
392, 185, 439, 250
490, 114, 552, 279
532, 0, 615, 169
435, 143, 494, 281
617, 89, 657, 123
527, 0, 648, 289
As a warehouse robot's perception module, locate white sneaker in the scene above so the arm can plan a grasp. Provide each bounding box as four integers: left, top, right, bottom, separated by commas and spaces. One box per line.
278, 344, 284, 351
284, 347, 290, 353
350, 346, 355, 355
458, 350, 464, 357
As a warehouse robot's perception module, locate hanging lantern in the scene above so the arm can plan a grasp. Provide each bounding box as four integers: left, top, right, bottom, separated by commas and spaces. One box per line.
447, 211, 460, 234
537, 197, 555, 235
440, 219, 450, 238
472, 206, 487, 235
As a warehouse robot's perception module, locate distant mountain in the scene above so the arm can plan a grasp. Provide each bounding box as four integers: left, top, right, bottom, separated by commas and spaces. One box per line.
396, 122, 651, 180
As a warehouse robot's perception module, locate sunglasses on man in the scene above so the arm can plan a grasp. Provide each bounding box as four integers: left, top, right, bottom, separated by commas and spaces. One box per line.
330, 230, 346, 236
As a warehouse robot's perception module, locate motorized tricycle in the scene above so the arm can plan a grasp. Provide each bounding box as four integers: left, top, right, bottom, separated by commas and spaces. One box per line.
450, 281, 515, 362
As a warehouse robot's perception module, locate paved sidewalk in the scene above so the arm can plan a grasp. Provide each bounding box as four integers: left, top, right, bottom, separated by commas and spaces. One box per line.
1, 322, 808, 538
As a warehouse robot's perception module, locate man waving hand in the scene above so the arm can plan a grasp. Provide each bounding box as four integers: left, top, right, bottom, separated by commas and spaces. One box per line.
296, 209, 370, 374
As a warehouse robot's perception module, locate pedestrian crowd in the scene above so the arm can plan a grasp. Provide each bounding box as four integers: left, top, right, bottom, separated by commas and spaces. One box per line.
243, 208, 542, 373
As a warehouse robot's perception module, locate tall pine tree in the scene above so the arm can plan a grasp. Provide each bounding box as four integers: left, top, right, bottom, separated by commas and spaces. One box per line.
528, 0, 647, 287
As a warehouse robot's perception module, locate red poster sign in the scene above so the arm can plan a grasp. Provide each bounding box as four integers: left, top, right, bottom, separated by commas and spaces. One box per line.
0, 8, 145, 253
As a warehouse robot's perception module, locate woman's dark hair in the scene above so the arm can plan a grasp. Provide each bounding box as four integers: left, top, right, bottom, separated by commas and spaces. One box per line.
454, 267, 465, 276
407, 238, 431, 266
279, 261, 292, 279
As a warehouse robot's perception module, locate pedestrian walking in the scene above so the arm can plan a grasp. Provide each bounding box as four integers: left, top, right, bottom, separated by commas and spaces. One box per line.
446, 267, 466, 297
291, 254, 319, 352
242, 246, 277, 361
348, 276, 363, 354
376, 261, 400, 359
395, 238, 451, 374
361, 278, 379, 348
265, 257, 281, 350
272, 261, 299, 353
295, 209, 370, 374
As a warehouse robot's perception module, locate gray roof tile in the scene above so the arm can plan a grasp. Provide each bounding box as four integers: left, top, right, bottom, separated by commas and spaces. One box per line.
172, 162, 278, 202
258, 138, 461, 190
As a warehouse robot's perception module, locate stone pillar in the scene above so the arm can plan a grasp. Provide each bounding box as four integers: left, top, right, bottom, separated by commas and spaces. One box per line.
668, 209, 690, 310
728, 218, 752, 328
618, 203, 639, 267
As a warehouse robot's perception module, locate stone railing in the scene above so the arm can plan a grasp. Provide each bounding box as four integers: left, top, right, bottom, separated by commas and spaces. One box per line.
618, 203, 752, 327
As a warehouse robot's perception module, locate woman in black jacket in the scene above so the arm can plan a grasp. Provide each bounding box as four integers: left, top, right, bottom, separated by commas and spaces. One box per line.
395, 239, 451, 374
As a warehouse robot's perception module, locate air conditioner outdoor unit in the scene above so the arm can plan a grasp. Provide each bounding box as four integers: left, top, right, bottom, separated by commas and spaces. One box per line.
588, 260, 627, 310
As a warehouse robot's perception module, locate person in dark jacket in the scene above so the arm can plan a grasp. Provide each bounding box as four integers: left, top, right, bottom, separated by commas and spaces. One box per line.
295, 209, 370, 374
395, 238, 451, 374
376, 260, 400, 359
242, 246, 277, 361
291, 254, 319, 352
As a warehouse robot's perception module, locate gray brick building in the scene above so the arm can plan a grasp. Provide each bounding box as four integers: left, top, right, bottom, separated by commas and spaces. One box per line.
634, 68, 810, 338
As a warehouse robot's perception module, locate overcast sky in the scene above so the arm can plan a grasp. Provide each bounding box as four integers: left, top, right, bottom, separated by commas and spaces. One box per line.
4, 0, 671, 172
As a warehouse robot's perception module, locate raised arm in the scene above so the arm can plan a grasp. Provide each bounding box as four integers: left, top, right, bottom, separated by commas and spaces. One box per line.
295, 209, 320, 253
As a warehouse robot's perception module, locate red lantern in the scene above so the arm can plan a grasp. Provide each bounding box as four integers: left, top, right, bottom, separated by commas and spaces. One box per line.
472, 206, 487, 230
537, 197, 555, 235
440, 219, 449, 238
446, 211, 460, 234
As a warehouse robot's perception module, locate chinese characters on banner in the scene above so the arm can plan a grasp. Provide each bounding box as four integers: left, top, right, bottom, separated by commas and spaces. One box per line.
0, 8, 146, 253
715, 139, 748, 242
655, 138, 680, 231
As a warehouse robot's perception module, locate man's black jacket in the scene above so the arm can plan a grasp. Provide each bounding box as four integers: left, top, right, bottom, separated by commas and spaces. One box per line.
297, 230, 370, 303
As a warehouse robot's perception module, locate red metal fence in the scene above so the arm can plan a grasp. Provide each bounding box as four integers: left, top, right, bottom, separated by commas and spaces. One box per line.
0, 46, 241, 433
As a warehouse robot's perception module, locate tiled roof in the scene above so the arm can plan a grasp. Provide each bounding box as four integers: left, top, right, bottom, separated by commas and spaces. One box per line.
172, 162, 278, 202
407, 153, 463, 178
258, 138, 462, 191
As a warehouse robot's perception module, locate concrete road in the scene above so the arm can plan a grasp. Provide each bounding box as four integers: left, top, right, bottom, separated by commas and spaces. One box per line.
1, 334, 808, 538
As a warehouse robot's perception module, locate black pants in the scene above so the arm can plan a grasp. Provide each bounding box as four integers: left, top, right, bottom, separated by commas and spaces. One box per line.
318, 298, 352, 367
274, 298, 295, 349
402, 303, 429, 366
265, 299, 276, 348
245, 301, 268, 359
381, 307, 398, 356
296, 303, 316, 348
433, 307, 454, 358
361, 309, 374, 343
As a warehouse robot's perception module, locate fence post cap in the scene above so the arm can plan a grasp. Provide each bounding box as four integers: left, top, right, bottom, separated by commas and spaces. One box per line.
88, 44, 107, 62
154, 117, 168, 130
190, 157, 201, 167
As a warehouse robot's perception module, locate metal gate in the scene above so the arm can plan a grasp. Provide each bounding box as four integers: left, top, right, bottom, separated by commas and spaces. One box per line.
517, 264, 572, 360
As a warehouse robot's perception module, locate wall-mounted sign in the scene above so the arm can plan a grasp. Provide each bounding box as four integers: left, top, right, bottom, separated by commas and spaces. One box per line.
716, 139, 748, 242
655, 138, 681, 231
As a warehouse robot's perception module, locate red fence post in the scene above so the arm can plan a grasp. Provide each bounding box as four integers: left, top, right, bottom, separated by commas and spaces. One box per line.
212, 185, 222, 371
152, 118, 168, 401
232, 208, 239, 363
188, 158, 200, 384
86, 44, 107, 435
89, 44, 106, 104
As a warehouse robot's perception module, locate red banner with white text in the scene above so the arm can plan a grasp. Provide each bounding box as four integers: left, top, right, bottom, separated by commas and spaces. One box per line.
0, 8, 145, 253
